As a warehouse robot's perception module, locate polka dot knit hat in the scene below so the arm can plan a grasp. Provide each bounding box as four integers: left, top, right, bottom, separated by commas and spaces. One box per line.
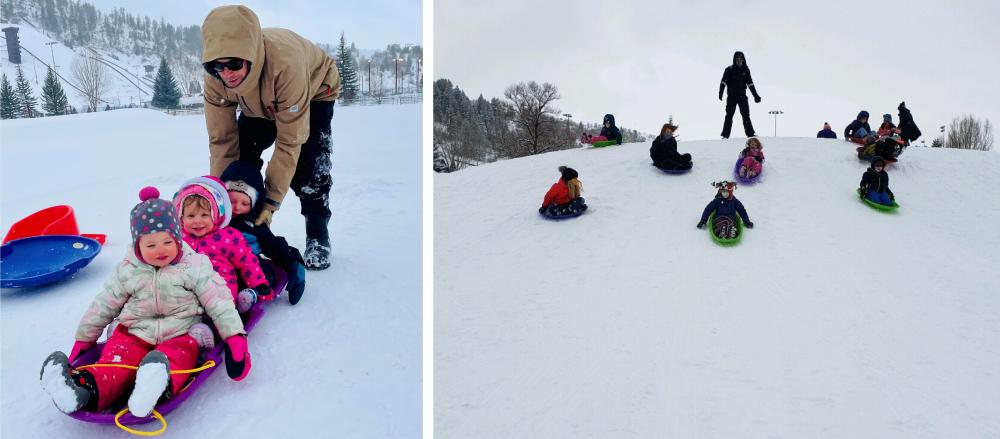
130, 186, 183, 263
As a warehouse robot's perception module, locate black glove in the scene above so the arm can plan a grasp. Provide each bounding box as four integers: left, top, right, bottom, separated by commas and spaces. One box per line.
745, 221, 754, 229
538, 206, 545, 214
719, 94, 723, 101
696, 221, 706, 229
753, 95, 761, 103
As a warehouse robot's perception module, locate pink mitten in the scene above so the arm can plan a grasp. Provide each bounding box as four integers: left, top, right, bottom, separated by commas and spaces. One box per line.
69, 340, 96, 363
224, 335, 251, 381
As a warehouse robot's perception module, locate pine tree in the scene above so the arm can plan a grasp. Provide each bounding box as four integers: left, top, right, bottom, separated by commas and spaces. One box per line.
41, 66, 69, 115
336, 31, 360, 100
13, 65, 38, 118
0, 73, 18, 119
151, 58, 181, 108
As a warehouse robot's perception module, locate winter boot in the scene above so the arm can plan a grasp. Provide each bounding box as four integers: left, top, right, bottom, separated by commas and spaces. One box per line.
187, 322, 216, 350
303, 214, 331, 270
128, 351, 170, 418
40, 351, 96, 413
287, 261, 306, 305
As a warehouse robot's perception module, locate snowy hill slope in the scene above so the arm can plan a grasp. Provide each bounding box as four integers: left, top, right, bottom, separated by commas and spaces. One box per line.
434, 138, 1000, 438
1, 105, 421, 437
1, 21, 173, 109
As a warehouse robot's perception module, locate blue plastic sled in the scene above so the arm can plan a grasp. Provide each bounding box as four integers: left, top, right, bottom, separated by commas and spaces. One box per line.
1, 235, 102, 288
654, 163, 693, 174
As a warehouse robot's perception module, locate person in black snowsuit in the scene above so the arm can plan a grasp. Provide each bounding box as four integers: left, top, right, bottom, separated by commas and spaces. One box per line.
859, 156, 895, 205
221, 160, 307, 305
600, 114, 623, 144
650, 122, 692, 170
897, 101, 921, 145
719, 51, 761, 139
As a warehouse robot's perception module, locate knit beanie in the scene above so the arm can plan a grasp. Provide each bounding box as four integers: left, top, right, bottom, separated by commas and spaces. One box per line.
130, 186, 183, 264
173, 176, 233, 230
225, 180, 258, 208
559, 165, 579, 182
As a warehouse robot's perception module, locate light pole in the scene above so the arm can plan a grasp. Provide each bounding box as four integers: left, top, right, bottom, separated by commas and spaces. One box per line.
768, 110, 784, 136
393, 58, 404, 94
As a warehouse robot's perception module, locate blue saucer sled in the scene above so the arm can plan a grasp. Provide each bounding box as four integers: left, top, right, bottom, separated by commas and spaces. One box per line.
1, 235, 102, 288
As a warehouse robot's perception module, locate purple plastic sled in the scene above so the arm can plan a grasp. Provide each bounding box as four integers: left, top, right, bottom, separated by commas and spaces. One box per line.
734, 157, 763, 184
66, 260, 288, 426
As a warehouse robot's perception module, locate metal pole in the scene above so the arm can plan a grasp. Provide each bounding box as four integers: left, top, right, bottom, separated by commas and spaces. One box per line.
768, 110, 783, 136
46, 41, 57, 70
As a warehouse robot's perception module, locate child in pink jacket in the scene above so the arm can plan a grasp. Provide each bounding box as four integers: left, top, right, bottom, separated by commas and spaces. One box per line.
738, 137, 765, 178
39, 187, 250, 417
173, 176, 270, 313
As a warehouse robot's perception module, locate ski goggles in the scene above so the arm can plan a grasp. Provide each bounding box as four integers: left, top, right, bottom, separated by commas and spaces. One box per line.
204, 58, 246, 74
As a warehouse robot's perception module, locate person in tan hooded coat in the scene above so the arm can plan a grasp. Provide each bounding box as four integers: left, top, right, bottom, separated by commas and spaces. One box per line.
202, 5, 340, 270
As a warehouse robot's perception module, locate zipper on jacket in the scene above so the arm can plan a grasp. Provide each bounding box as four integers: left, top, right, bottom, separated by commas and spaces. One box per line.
153, 267, 162, 344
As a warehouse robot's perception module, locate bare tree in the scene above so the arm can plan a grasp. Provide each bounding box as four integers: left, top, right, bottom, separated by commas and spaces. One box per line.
71, 55, 111, 111
946, 115, 994, 151
504, 81, 560, 156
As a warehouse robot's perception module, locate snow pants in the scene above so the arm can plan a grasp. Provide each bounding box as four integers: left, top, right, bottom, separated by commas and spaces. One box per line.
89, 325, 199, 410
866, 190, 892, 206
740, 156, 762, 177
721, 95, 755, 138
237, 100, 336, 221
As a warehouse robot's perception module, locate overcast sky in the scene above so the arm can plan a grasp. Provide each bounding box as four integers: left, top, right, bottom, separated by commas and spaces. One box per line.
435, 0, 1000, 142
86, 0, 421, 49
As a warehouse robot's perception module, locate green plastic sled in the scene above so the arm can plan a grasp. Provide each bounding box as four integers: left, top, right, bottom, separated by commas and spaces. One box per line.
708, 212, 743, 246
591, 140, 619, 148
858, 189, 899, 211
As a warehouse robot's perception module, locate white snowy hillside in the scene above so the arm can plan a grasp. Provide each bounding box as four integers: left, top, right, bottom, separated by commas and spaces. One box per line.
1, 104, 421, 437
0, 20, 184, 110
435, 138, 1000, 438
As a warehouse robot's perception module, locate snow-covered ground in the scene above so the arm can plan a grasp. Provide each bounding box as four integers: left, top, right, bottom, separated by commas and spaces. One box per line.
1, 104, 422, 437
435, 138, 1000, 438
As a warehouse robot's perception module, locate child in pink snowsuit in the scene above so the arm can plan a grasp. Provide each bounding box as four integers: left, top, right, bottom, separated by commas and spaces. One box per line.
173, 176, 271, 313
738, 137, 765, 178
39, 187, 250, 417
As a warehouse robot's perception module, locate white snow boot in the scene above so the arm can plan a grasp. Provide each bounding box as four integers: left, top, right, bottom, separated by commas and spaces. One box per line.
128, 351, 170, 418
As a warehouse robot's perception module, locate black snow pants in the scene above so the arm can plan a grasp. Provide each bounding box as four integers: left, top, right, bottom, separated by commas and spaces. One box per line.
237, 100, 335, 226
721, 95, 755, 138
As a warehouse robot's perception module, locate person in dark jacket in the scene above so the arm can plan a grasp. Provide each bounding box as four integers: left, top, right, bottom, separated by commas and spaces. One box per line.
697, 181, 753, 238
859, 156, 895, 205
650, 122, 691, 170
817, 122, 837, 139
719, 51, 761, 139
221, 160, 307, 304
600, 114, 623, 144
844, 111, 873, 145
897, 101, 921, 145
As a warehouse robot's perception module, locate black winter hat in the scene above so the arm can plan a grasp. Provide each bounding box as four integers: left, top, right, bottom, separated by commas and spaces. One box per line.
559, 166, 578, 181
603, 114, 616, 126
220, 160, 266, 219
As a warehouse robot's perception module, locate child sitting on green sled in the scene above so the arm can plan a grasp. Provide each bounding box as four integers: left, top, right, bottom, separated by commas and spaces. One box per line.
697, 181, 753, 238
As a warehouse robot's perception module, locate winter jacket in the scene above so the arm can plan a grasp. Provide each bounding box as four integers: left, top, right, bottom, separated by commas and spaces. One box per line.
877, 122, 900, 137
542, 180, 572, 208
898, 105, 921, 142
600, 114, 623, 144
740, 146, 765, 163
700, 196, 751, 225
183, 227, 270, 296
75, 243, 245, 345
817, 129, 837, 139
220, 160, 304, 271
859, 168, 893, 197
650, 135, 690, 167
203, 5, 341, 210
844, 119, 872, 140
719, 51, 760, 99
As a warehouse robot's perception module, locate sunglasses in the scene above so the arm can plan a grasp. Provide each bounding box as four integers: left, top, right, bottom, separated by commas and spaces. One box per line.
205, 59, 245, 73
